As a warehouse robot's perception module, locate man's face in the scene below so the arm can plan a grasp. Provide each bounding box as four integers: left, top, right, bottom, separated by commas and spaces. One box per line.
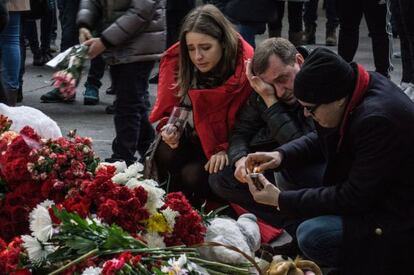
258, 54, 303, 105
299, 98, 348, 128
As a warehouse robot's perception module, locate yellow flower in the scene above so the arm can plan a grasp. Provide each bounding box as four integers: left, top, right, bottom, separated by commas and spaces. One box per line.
146, 213, 170, 233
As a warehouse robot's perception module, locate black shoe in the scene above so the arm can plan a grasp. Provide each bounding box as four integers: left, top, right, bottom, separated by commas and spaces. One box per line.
33, 51, 44, 66
105, 86, 115, 95
41, 88, 75, 103
105, 104, 115, 114
149, 73, 159, 84
17, 87, 23, 103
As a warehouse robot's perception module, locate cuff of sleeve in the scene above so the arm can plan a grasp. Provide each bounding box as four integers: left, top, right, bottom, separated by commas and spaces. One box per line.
100, 35, 114, 48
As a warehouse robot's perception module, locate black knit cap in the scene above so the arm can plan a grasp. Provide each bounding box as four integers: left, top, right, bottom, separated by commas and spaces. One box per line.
294, 47, 356, 104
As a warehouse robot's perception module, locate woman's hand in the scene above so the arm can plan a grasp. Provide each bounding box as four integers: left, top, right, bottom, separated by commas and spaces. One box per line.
205, 150, 229, 174
160, 124, 180, 149
247, 173, 280, 207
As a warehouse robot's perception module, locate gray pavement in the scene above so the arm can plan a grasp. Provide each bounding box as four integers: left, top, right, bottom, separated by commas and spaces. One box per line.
18, 9, 402, 162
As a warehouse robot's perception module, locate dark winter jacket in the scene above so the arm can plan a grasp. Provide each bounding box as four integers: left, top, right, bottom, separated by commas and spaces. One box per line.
77, 0, 166, 65
228, 93, 314, 165
277, 64, 414, 274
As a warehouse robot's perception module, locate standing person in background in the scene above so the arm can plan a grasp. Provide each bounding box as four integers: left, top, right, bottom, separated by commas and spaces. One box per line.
150, 5, 253, 206
0, 0, 9, 104
337, 0, 391, 78
302, 0, 339, 46
76, 0, 166, 166
267, 0, 307, 46
0, 0, 30, 106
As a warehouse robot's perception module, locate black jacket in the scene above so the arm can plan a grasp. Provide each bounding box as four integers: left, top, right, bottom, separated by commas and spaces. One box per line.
278, 66, 414, 274
0, 0, 8, 32
228, 92, 314, 165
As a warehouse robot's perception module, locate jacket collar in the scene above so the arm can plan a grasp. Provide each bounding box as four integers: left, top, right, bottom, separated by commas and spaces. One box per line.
337, 63, 371, 148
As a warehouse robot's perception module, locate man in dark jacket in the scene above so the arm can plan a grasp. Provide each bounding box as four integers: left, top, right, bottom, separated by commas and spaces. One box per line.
76, 0, 166, 165
209, 38, 320, 233
246, 48, 414, 274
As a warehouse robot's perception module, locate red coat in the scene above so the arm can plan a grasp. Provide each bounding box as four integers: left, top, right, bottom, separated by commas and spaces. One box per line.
149, 37, 254, 159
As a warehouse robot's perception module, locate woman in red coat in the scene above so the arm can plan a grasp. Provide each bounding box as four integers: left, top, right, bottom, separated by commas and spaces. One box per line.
149, 4, 253, 205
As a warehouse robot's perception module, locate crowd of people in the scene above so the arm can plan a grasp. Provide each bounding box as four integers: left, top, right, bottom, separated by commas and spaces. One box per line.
1, 0, 414, 274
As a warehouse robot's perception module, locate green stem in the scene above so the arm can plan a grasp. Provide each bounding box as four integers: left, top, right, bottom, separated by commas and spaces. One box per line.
49, 248, 98, 275
188, 257, 249, 274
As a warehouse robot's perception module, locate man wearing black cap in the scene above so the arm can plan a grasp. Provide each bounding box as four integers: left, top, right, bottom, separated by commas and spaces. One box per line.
245, 47, 414, 274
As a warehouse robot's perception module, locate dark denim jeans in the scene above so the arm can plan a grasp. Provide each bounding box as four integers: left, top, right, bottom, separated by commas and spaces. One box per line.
237, 23, 266, 48
85, 54, 106, 89
0, 12, 21, 90
303, 0, 339, 30
57, 0, 80, 51
110, 61, 155, 165
296, 215, 343, 267
268, 1, 304, 33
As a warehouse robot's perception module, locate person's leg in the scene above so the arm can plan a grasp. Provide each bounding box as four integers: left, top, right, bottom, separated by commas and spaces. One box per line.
237, 24, 259, 48
0, 12, 21, 106
398, 0, 414, 84
84, 54, 106, 105
296, 215, 343, 267
39, 0, 55, 60
268, 1, 285, 38
50, 0, 58, 52
337, 0, 363, 62
302, 0, 318, 44
363, 0, 391, 77
110, 61, 154, 165
18, 16, 26, 102
59, 0, 80, 51
325, 0, 339, 46
136, 88, 155, 159
23, 19, 42, 65
287, 1, 304, 46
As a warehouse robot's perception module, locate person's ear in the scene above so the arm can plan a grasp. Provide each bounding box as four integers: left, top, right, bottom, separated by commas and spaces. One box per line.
296, 53, 304, 67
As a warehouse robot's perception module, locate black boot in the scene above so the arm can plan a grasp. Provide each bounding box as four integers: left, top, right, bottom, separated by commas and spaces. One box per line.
326, 28, 338, 46
289, 31, 304, 47
302, 25, 316, 45
7, 89, 18, 107
268, 27, 282, 38
17, 87, 23, 103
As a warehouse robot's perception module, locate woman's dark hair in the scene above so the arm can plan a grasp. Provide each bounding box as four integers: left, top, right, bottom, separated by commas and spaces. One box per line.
177, 4, 239, 98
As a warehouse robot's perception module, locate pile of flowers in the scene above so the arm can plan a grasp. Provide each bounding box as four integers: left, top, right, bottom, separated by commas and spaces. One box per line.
0, 116, 256, 274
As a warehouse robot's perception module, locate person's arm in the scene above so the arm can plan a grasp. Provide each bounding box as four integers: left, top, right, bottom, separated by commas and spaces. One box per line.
228, 96, 265, 166
279, 116, 401, 218
100, 0, 158, 48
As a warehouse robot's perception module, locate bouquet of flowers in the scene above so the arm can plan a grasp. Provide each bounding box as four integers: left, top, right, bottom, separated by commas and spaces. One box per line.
47, 45, 89, 100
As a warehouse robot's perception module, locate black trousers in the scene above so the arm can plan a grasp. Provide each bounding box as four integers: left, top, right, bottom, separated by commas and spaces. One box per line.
338, 0, 390, 77
110, 61, 155, 165
268, 1, 304, 33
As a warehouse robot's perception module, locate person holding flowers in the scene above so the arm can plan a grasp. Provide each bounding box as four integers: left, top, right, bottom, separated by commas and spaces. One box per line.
149, 4, 253, 206
75, 0, 166, 166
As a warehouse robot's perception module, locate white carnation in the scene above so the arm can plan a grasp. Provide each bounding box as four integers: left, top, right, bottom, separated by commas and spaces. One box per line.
143, 232, 166, 248
161, 207, 180, 229
22, 235, 56, 263
111, 172, 129, 184
81, 267, 103, 275
125, 178, 165, 214
29, 202, 54, 242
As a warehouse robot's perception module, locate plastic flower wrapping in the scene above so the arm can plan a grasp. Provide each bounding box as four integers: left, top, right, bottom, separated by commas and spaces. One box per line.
0, 116, 258, 274
47, 45, 89, 100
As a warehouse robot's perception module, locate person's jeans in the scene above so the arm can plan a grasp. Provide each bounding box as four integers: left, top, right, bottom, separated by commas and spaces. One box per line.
303, 0, 339, 30
85, 54, 106, 89
110, 61, 155, 165
296, 215, 343, 267
338, 0, 390, 77
57, 0, 80, 51
237, 23, 265, 48
0, 12, 21, 90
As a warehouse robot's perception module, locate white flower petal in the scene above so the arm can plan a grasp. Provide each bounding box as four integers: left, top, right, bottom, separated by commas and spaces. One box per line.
29, 203, 54, 242
143, 232, 166, 248
161, 207, 180, 229
82, 267, 103, 275
22, 235, 56, 263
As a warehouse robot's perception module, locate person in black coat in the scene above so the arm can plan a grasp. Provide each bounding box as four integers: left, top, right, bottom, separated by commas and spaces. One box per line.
245, 48, 414, 274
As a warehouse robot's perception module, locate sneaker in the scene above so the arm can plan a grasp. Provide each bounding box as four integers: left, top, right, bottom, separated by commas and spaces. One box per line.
40, 88, 75, 103
83, 84, 99, 105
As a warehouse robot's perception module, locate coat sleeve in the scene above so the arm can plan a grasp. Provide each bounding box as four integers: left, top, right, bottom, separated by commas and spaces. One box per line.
101, 0, 158, 47
77, 0, 102, 30
278, 116, 401, 218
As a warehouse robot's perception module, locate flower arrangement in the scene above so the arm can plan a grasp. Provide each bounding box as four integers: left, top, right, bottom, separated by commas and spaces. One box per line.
0, 116, 259, 275
49, 45, 89, 100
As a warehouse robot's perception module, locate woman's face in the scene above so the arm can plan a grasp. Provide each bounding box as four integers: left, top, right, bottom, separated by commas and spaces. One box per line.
185, 31, 223, 73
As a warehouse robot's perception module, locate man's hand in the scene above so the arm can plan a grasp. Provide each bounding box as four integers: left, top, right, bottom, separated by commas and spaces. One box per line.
83, 38, 106, 59
205, 150, 229, 174
245, 59, 278, 107
245, 151, 283, 173
247, 173, 280, 207
160, 124, 180, 149
79, 27, 92, 43
234, 156, 248, 183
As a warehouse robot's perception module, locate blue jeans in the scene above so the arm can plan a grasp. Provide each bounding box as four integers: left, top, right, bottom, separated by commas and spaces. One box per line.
0, 12, 21, 90
110, 61, 155, 165
296, 215, 343, 267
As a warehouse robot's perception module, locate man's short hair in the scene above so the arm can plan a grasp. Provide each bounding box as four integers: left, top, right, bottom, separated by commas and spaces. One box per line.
252, 37, 298, 75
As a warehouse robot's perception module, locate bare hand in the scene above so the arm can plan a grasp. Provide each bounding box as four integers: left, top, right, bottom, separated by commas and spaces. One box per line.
245, 59, 278, 107
205, 150, 229, 174
245, 151, 283, 173
234, 156, 248, 183
79, 28, 92, 43
160, 124, 180, 149
83, 38, 106, 59
246, 173, 280, 207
